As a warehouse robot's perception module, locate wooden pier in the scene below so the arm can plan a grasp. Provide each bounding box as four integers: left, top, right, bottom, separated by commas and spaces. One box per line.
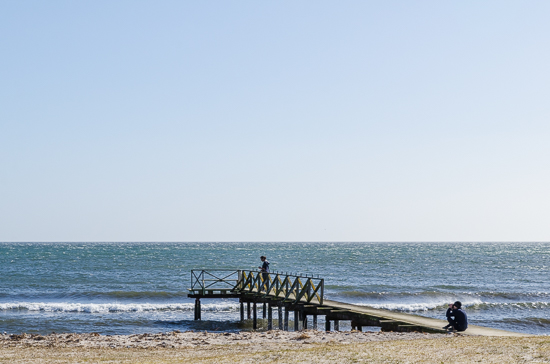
188, 270, 528, 337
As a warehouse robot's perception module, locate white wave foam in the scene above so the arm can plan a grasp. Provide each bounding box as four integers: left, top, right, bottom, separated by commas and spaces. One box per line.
363, 302, 440, 311
0, 302, 240, 313
359, 298, 484, 312
474, 301, 550, 309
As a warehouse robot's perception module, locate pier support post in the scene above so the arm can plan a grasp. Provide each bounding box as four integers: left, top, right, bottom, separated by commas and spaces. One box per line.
334, 320, 340, 331
253, 302, 257, 330
312, 314, 318, 330
194, 298, 201, 321
263, 303, 267, 319
240, 301, 244, 322
325, 319, 331, 332
294, 310, 299, 331
302, 311, 307, 330
247, 302, 251, 320
278, 306, 283, 330
284, 307, 289, 331
267, 304, 273, 330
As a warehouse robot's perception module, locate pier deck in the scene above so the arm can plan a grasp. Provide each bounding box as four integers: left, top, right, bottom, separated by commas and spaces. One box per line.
188, 269, 528, 337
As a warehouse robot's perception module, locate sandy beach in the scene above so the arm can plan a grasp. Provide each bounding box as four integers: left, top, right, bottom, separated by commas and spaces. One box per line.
1, 330, 548, 363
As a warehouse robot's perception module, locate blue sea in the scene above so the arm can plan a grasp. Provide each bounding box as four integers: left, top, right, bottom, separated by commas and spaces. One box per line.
1, 242, 548, 335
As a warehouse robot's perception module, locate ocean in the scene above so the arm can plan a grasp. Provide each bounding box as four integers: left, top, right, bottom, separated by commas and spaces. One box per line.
0, 242, 548, 335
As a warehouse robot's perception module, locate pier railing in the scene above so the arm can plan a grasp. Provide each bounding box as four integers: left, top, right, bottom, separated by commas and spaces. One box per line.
189, 269, 324, 305
237, 271, 324, 305
190, 269, 241, 295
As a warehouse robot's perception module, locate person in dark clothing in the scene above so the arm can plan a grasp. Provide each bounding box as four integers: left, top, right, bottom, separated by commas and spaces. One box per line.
258, 256, 270, 292
444, 301, 468, 331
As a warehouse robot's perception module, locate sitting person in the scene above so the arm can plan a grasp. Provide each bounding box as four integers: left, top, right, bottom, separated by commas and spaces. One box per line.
444, 301, 468, 331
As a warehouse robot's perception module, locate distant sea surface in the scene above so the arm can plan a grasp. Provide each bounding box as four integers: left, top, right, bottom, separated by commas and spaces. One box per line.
1, 242, 548, 335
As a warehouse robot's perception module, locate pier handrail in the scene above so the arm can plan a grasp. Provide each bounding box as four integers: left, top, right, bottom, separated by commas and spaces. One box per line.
190, 269, 241, 295
235, 271, 324, 305
189, 269, 324, 304
189, 269, 325, 305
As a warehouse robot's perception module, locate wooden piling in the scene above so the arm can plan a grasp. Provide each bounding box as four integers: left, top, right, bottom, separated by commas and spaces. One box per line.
325, 319, 331, 332
294, 310, 299, 331
284, 307, 289, 331
334, 319, 340, 331
194, 298, 201, 321
253, 302, 257, 330
278, 305, 283, 330
313, 314, 318, 330
240, 301, 244, 322
247, 301, 251, 320
263, 303, 266, 319
267, 304, 273, 330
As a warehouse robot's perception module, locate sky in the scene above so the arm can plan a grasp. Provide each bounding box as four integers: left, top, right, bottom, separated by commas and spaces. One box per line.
1, 1, 549, 242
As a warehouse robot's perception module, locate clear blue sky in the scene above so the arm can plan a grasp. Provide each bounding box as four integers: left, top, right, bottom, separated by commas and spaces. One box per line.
1, 1, 549, 242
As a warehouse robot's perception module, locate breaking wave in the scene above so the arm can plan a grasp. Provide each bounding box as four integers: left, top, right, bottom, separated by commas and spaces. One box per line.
359, 298, 484, 312
0, 302, 239, 313
358, 299, 550, 312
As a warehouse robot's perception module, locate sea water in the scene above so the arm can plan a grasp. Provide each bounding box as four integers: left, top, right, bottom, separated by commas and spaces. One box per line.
0, 242, 548, 335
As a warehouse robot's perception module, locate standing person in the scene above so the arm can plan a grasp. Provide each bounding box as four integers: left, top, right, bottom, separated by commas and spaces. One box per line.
444, 301, 468, 331
258, 256, 270, 292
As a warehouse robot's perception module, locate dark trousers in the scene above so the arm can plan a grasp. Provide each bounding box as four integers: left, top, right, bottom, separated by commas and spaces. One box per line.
261, 273, 269, 291
447, 318, 466, 332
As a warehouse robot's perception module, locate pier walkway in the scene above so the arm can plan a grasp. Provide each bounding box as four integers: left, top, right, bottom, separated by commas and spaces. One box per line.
188, 270, 527, 337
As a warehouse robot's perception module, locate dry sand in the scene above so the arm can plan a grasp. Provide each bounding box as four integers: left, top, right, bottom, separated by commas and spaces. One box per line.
1, 330, 548, 363
0, 330, 448, 349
